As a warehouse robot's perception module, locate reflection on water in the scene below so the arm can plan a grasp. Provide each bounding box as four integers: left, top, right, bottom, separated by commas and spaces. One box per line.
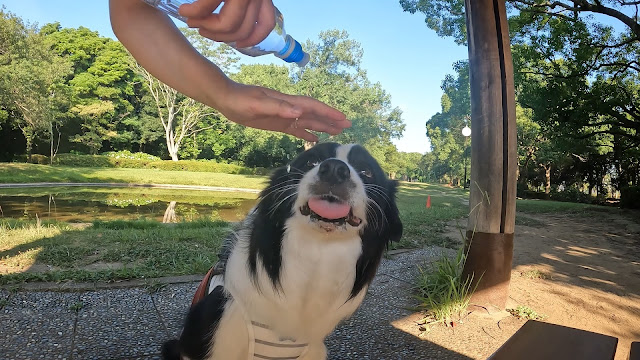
0, 188, 258, 223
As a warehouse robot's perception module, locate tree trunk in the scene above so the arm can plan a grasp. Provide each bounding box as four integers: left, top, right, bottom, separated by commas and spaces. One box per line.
163, 201, 177, 223
50, 122, 54, 165
544, 165, 551, 194
25, 132, 33, 162
462, 0, 517, 312
166, 127, 179, 161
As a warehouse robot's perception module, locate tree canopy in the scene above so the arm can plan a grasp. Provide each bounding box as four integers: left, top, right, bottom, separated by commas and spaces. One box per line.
0, 10, 423, 178
401, 0, 640, 195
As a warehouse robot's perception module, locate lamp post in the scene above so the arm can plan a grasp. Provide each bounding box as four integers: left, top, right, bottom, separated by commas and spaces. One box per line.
462, 125, 471, 188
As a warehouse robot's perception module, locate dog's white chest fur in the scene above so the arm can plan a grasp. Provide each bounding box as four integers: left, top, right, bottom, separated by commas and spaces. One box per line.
211, 218, 366, 360
279, 220, 365, 336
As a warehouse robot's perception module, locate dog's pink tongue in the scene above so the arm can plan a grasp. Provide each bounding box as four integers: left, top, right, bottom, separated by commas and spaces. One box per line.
308, 197, 350, 219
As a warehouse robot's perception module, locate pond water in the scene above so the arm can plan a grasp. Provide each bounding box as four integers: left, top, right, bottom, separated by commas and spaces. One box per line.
0, 187, 258, 223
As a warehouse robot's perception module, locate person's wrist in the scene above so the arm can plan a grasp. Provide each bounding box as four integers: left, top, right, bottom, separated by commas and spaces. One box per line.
192, 62, 233, 110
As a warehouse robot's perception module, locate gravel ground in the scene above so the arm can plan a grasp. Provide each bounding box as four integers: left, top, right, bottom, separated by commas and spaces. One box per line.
0, 247, 470, 360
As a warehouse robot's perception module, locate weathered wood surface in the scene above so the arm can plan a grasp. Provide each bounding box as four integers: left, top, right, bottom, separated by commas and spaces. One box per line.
463, 0, 517, 310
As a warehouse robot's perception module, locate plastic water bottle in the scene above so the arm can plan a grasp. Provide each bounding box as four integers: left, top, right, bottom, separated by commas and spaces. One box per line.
142, 0, 310, 67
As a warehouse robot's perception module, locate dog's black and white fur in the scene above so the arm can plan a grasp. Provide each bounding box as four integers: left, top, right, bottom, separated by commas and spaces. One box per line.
163, 143, 402, 360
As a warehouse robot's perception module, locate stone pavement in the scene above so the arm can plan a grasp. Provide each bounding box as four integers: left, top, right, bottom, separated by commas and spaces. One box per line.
0, 248, 472, 360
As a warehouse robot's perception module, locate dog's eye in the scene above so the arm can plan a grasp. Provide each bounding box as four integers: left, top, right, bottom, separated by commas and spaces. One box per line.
306, 160, 320, 167
360, 169, 373, 178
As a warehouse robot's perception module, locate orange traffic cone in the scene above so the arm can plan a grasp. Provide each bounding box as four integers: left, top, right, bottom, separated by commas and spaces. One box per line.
426, 195, 431, 209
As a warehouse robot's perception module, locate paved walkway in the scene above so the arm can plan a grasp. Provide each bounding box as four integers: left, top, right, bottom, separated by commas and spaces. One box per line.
0, 248, 472, 360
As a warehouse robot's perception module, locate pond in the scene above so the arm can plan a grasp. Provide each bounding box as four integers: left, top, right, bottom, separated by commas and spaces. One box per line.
0, 186, 259, 223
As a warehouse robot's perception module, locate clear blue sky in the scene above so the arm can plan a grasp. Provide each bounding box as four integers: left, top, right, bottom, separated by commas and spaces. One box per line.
1, 0, 469, 154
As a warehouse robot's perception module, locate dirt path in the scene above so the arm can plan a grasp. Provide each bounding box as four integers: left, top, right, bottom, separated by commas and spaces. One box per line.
395, 211, 640, 359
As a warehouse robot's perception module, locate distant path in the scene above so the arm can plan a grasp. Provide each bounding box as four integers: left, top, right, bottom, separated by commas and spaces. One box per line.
0, 182, 261, 193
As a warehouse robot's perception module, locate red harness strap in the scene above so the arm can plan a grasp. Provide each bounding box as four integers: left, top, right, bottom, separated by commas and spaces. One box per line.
191, 267, 216, 307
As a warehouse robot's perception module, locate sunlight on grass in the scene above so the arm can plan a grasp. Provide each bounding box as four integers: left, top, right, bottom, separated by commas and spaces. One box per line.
394, 182, 468, 249
0, 163, 268, 189
0, 218, 228, 284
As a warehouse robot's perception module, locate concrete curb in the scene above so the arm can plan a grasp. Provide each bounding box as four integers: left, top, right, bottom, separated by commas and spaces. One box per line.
1, 275, 203, 292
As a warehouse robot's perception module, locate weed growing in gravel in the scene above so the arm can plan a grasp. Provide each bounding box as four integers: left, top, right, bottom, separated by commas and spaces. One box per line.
69, 301, 84, 312
507, 305, 545, 320
520, 269, 548, 280
414, 246, 477, 327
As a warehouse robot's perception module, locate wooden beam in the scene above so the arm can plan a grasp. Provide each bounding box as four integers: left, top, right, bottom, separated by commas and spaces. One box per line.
462, 0, 517, 311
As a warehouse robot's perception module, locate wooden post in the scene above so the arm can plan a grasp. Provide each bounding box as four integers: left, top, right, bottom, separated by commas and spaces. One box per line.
462, 0, 517, 312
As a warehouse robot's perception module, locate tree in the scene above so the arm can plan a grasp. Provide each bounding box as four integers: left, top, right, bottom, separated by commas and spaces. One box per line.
423, 61, 470, 184
137, 64, 220, 161
401, 0, 640, 190
297, 30, 406, 145
0, 11, 72, 159
42, 24, 144, 154
130, 28, 246, 161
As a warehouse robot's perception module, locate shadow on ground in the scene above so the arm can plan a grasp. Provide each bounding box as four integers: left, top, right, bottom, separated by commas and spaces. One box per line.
0, 248, 472, 360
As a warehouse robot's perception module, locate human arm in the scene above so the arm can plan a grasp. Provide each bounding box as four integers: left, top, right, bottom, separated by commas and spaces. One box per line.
109, 0, 350, 142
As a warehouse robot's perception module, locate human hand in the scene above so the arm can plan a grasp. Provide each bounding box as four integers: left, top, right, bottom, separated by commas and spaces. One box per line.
216, 82, 351, 142
178, 0, 276, 48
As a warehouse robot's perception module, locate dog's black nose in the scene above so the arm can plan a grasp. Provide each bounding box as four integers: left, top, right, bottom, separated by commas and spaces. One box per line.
318, 159, 350, 184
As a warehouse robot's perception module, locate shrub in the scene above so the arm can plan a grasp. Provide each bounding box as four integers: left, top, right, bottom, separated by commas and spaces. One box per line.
550, 188, 592, 204
51, 153, 271, 175
53, 154, 113, 167
102, 150, 161, 161
620, 186, 640, 209
14, 154, 50, 164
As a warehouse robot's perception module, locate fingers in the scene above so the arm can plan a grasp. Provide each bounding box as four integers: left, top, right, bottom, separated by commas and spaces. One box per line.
221, 84, 350, 141
256, 94, 302, 119
235, 0, 276, 48
286, 127, 319, 143
196, 2, 259, 44
182, 0, 249, 37
179, 0, 224, 19
265, 90, 351, 127
180, 0, 273, 46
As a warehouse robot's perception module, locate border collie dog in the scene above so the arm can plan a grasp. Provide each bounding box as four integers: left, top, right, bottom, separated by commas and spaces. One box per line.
163, 142, 402, 360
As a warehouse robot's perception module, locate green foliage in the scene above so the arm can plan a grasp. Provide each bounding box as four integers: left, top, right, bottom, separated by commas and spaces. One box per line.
549, 188, 598, 205
297, 30, 406, 145
399, 0, 467, 45
620, 186, 640, 209
49, 153, 268, 175
415, 246, 476, 325
422, 61, 470, 185
0, 10, 72, 157
403, 1, 640, 193
102, 150, 161, 161
0, 14, 417, 173
507, 305, 545, 320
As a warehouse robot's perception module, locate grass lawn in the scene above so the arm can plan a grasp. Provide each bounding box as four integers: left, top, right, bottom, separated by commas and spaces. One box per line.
0, 170, 623, 285
0, 163, 268, 189
0, 181, 472, 284
0, 219, 229, 285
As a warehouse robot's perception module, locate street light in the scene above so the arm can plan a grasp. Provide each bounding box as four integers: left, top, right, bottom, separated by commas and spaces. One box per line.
462, 125, 471, 188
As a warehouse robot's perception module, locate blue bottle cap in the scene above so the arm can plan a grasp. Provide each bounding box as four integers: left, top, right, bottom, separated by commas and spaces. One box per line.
283, 40, 308, 67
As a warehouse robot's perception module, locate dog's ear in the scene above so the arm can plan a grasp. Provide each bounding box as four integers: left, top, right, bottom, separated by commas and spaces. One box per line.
384, 180, 403, 243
